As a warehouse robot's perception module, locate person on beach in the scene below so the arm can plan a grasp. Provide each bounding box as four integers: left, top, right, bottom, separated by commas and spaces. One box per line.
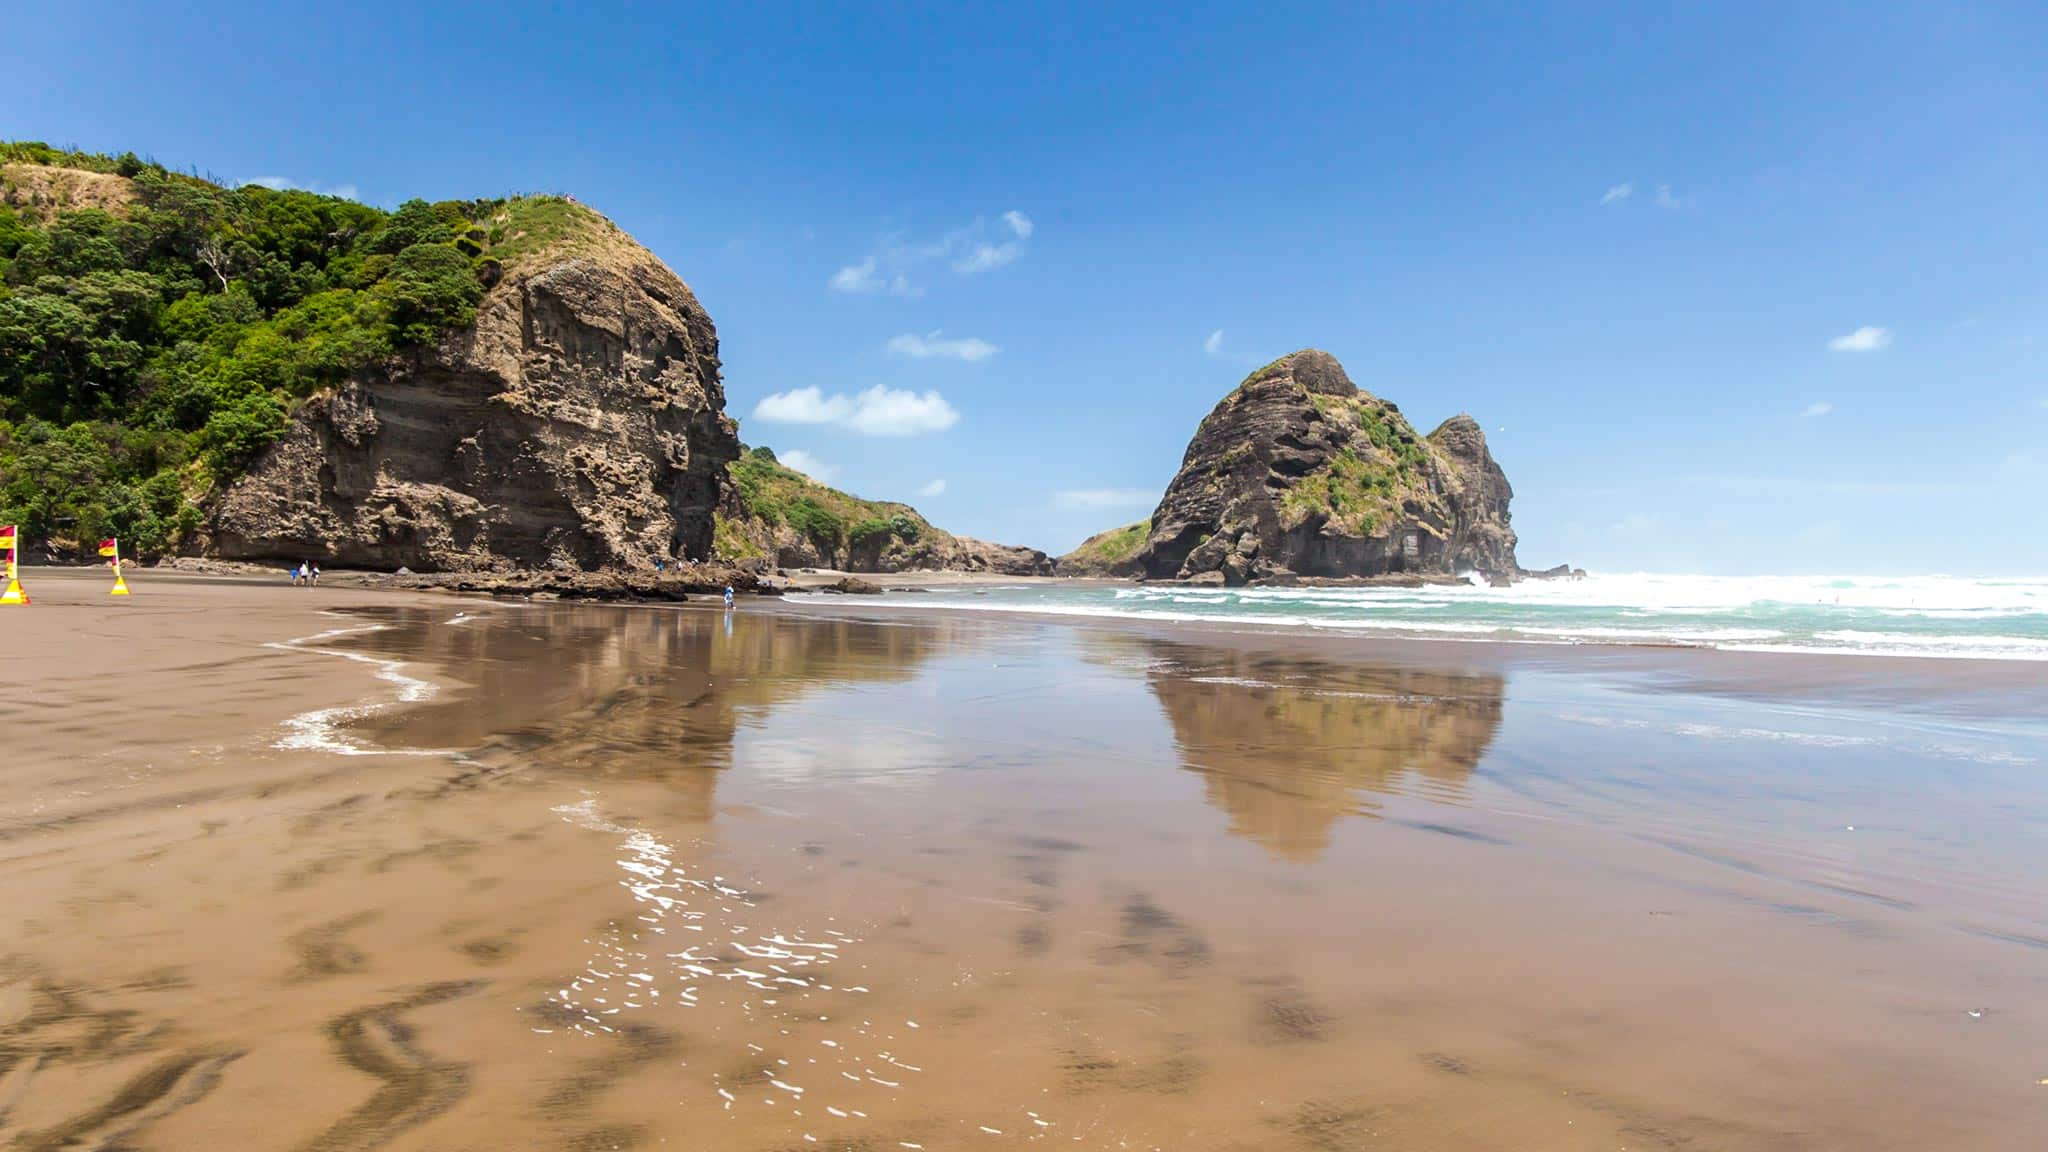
723, 584, 735, 610
310, 564, 321, 587
291, 562, 305, 586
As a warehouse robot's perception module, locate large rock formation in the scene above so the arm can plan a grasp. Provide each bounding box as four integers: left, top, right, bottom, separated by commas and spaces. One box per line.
1125, 350, 1518, 585
209, 219, 738, 571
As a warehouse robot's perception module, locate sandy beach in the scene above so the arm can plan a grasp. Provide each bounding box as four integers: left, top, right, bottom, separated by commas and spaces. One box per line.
2, 569, 2044, 1150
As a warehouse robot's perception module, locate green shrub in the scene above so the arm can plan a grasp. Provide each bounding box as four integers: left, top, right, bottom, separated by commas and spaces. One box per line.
786, 498, 844, 554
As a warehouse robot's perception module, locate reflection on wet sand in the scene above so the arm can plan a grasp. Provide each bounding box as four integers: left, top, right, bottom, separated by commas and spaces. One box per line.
3, 576, 2044, 1152
1111, 636, 1504, 860
356, 604, 975, 806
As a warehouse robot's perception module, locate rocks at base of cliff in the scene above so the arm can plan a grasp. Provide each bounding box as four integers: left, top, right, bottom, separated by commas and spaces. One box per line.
376, 563, 779, 601
1127, 349, 1520, 587
942, 537, 1056, 576
820, 576, 884, 595
207, 241, 739, 572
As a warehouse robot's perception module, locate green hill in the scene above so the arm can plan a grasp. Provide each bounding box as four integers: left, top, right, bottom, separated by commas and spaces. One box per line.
717, 446, 1050, 574
0, 141, 606, 558
1057, 519, 1151, 576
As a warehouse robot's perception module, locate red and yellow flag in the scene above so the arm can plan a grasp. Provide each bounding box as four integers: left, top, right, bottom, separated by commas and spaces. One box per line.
0, 526, 16, 550
99, 538, 119, 558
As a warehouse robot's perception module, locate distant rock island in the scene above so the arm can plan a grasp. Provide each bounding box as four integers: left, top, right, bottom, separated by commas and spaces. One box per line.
1061, 350, 1523, 585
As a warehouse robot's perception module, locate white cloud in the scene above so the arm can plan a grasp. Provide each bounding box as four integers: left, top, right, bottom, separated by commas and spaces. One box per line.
1203, 329, 1226, 357
777, 449, 835, 483
1653, 184, 1689, 209
753, 386, 851, 424
1803, 401, 1834, 417
885, 330, 999, 362
244, 176, 360, 201
1055, 488, 1157, 510
844, 386, 959, 436
1828, 326, 1893, 353
752, 385, 959, 437
831, 211, 1035, 294
1600, 182, 1634, 205
917, 478, 947, 498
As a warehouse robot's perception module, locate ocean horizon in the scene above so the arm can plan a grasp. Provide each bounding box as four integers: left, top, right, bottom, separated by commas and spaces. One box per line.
821, 572, 2048, 661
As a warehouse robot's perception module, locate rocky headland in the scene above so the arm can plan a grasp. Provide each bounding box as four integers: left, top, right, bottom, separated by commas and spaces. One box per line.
207, 206, 740, 571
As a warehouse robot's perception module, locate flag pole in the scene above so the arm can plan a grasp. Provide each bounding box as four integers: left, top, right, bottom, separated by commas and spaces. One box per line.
110, 537, 129, 596
1, 525, 26, 605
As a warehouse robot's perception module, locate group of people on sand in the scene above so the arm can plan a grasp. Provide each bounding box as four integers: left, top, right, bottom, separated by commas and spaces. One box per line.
290, 561, 321, 587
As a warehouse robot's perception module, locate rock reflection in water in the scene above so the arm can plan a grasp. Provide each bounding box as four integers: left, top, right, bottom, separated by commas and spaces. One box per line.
347, 604, 978, 809
1108, 636, 1504, 861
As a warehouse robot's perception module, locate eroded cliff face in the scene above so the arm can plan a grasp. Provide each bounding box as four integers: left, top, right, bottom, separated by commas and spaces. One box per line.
209, 245, 739, 571
1128, 350, 1518, 585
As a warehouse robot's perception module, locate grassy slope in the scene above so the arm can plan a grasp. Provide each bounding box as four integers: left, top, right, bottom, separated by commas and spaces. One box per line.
1059, 519, 1150, 573
717, 446, 953, 564
1279, 391, 1448, 538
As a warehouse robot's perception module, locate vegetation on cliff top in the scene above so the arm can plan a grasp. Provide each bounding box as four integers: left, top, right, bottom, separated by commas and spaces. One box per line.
1280, 391, 1446, 536
0, 141, 607, 558
718, 445, 934, 564
1060, 520, 1150, 573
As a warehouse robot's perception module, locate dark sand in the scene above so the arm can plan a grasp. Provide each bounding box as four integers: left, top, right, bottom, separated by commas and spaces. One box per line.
2, 569, 2043, 1150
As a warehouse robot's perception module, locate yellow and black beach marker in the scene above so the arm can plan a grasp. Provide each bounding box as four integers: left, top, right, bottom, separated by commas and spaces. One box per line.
0, 524, 24, 605
101, 537, 130, 596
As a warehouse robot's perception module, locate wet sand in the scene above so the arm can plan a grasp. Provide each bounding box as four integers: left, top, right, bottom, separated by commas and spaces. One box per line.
2, 569, 2044, 1150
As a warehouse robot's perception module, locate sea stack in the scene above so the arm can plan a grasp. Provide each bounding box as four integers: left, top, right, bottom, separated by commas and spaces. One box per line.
209, 210, 740, 571
1125, 349, 1519, 585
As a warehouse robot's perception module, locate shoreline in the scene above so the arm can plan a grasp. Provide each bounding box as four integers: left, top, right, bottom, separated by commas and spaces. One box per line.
54, 565, 2048, 718
770, 587, 2048, 720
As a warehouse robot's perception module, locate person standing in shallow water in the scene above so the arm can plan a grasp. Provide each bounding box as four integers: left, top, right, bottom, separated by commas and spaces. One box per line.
723, 584, 735, 609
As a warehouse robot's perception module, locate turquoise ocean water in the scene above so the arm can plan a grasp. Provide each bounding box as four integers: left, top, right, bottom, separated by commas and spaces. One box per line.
814, 573, 2048, 661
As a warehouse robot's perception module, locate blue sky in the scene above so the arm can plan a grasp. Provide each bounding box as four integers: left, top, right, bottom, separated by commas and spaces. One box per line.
8, 2, 2045, 573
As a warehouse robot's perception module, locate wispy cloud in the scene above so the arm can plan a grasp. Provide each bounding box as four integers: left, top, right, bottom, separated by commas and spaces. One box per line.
917, 478, 947, 498
1203, 329, 1227, 357
776, 449, 835, 483
1652, 184, 1689, 209
244, 176, 360, 201
752, 385, 960, 437
953, 210, 1034, 274
830, 211, 1034, 295
1600, 182, 1634, 205
1055, 488, 1157, 510
885, 331, 998, 362
1828, 326, 1893, 353
1802, 401, 1834, 418
828, 257, 915, 296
